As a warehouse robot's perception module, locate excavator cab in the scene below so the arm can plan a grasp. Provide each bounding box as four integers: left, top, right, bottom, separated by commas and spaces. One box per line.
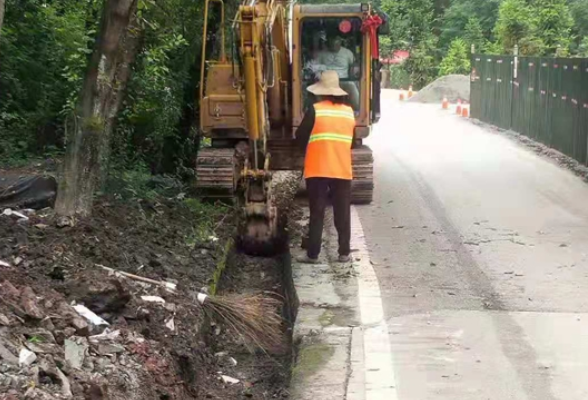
292, 3, 387, 135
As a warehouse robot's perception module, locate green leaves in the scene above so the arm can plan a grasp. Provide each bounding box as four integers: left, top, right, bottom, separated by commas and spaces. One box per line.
439, 38, 471, 76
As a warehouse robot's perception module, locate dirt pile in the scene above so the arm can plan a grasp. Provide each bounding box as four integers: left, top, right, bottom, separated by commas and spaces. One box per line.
0, 195, 290, 399
408, 74, 470, 103
0, 275, 209, 400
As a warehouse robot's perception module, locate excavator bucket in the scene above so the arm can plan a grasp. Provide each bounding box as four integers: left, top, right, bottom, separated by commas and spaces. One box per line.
237, 169, 281, 255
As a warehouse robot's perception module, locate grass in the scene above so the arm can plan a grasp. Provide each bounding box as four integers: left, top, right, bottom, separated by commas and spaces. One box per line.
27, 335, 44, 344
183, 198, 230, 247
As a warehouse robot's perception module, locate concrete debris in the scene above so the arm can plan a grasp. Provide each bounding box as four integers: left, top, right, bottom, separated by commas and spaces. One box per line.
0, 314, 11, 326
165, 317, 175, 331
24, 388, 57, 399
13, 257, 23, 266
55, 367, 72, 398
70, 315, 90, 336
20, 287, 44, 320
89, 329, 120, 344
164, 303, 176, 313
1, 280, 21, 298
72, 305, 109, 327
18, 348, 37, 366
37, 357, 72, 398
25, 342, 60, 355
0, 260, 10, 267
141, 296, 166, 304
0, 342, 19, 364
215, 352, 238, 366
96, 343, 125, 355
220, 375, 240, 385
64, 337, 88, 370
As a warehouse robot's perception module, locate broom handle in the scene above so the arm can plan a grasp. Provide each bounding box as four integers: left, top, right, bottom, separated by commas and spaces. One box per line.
96, 264, 177, 290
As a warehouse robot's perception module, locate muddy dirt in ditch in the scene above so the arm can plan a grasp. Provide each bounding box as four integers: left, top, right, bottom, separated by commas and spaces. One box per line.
0, 189, 298, 399
203, 171, 304, 399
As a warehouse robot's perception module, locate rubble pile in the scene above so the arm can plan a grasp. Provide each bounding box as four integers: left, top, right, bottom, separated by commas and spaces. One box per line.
0, 273, 205, 400
408, 74, 470, 103
0, 196, 293, 399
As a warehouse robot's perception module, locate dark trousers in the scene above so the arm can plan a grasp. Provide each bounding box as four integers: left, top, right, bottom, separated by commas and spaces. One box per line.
306, 178, 351, 259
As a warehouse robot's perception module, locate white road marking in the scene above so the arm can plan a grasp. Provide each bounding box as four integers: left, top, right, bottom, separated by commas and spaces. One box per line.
350, 206, 399, 399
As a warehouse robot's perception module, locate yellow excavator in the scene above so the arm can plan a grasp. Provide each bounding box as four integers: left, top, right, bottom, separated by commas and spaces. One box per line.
198, 0, 387, 254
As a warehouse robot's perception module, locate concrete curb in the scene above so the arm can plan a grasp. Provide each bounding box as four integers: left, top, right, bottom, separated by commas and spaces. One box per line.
289, 206, 398, 400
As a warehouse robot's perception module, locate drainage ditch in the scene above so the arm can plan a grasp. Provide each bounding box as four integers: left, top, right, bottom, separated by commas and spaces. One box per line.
205, 172, 303, 398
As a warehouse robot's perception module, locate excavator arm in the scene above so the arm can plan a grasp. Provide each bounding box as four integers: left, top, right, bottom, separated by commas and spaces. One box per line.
199, 0, 290, 254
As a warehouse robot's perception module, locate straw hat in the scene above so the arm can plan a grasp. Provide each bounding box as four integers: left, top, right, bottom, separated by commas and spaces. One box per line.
306, 70, 348, 96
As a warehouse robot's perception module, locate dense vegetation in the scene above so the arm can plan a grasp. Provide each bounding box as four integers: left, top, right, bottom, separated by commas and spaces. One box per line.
0, 0, 218, 177
375, 0, 588, 87
0, 0, 586, 199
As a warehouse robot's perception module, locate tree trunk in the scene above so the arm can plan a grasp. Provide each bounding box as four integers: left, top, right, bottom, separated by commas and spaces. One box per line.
0, 0, 6, 35
55, 0, 140, 218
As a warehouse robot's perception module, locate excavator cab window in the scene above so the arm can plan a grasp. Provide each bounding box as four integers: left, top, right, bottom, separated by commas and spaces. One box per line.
300, 17, 363, 114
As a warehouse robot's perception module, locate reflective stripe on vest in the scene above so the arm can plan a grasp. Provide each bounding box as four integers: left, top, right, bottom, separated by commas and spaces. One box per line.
304, 101, 355, 180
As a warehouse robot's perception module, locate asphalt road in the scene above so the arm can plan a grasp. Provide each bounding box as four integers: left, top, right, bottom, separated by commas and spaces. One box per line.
358, 91, 588, 400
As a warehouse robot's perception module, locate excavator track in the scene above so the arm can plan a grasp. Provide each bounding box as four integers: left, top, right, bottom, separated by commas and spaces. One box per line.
195, 148, 236, 197
196, 145, 374, 205
352, 145, 374, 204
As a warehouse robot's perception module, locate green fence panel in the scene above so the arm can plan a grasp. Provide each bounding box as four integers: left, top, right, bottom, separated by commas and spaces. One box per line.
581, 60, 588, 164
496, 57, 513, 130
471, 54, 588, 165
527, 59, 541, 141
537, 60, 552, 146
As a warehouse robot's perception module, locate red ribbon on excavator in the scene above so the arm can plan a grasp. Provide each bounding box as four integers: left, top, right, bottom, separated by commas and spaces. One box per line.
361, 14, 383, 59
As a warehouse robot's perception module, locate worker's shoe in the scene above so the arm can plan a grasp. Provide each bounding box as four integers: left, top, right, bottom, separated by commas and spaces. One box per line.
338, 255, 351, 263
296, 254, 319, 264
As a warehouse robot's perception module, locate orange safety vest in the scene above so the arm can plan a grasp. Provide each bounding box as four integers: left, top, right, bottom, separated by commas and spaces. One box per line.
304, 101, 355, 180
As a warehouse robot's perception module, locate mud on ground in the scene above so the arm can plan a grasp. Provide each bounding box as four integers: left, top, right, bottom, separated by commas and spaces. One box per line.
0, 193, 291, 399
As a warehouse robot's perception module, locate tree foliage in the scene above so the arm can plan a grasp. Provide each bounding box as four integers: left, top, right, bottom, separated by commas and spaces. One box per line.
578, 36, 588, 57
381, 0, 438, 88
439, 37, 471, 76
569, 0, 588, 51
494, 0, 543, 55
464, 16, 486, 53
533, 0, 574, 55
0, 0, 100, 164
439, 0, 501, 50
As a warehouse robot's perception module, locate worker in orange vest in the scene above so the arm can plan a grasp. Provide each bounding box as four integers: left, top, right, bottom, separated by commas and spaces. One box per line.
295, 70, 355, 264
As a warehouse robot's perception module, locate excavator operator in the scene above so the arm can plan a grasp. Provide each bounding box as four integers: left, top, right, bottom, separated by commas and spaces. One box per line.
295, 70, 355, 264
320, 36, 360, 110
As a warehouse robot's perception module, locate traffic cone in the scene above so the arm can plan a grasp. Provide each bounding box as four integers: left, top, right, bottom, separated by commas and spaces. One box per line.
399, 90, 405, 101
461, 106, 469, 118
408, 85, 413, 98
442, 97, 449, 110
456, 99, 462, 115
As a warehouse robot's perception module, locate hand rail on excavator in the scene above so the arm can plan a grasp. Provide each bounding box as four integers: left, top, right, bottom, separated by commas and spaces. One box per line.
200, 0, 227, 108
